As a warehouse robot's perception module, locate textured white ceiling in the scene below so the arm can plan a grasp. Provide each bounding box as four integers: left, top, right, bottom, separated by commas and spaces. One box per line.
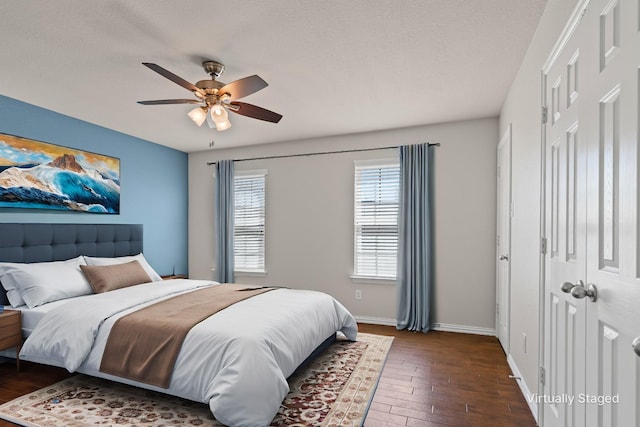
0, 1, 547, 153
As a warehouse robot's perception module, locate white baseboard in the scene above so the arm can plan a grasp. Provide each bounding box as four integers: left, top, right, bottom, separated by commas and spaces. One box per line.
507, 354, 538, 424
430, 322, 496, 336
355, 316, 397, 326
355, 317, 497, 337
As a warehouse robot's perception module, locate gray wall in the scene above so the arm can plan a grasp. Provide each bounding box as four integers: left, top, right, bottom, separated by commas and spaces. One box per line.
189, 117, 498, 331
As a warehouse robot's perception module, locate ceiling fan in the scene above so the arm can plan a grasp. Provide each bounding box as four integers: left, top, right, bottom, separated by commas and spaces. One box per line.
137, 60, 282, 131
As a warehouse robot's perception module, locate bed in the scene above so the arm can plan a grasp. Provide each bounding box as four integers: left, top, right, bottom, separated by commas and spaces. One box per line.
0, 223, 358, 427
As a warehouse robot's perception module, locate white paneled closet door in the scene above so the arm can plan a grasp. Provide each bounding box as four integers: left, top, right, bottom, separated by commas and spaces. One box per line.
582, 0, 640, 424
543, 0, 640, 426
542, 4, 589, 424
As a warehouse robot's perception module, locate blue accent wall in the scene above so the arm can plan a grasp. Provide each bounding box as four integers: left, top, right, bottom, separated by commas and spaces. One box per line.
0, 95, 188, 276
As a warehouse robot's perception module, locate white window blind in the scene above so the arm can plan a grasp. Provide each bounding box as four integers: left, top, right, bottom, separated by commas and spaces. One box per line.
234, 171, 266, 272
354, 160, 400, 279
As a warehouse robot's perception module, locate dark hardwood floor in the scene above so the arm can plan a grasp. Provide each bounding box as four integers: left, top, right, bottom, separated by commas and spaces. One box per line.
359, 324, 537, 427
0, 324, 536, 427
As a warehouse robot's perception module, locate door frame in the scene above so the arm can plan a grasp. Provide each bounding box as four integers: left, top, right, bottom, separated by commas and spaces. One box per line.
538, 71, 548, 426
496, 124, 512, 354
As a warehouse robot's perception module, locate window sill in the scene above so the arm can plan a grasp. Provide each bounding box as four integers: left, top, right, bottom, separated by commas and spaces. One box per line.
210, 269, 267, 278
350, 275, 396, 285
235, 270, 267, 277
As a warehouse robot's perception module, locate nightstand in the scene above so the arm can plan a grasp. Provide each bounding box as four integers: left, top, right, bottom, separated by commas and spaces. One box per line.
0, 310, 22, 372
162, 274, 188, 280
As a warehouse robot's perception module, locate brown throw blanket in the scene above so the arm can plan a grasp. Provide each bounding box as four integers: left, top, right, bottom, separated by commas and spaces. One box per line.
100, 284, 275, 388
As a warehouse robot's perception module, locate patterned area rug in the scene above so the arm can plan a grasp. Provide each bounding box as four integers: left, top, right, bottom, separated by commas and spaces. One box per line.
0, 333, 392, 427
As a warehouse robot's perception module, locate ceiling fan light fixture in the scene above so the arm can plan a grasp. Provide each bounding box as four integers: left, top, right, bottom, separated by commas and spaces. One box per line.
210, 104, 231, 131
210, 103, 228, 121
188, 106, 208, 126
215, 118, 232, 131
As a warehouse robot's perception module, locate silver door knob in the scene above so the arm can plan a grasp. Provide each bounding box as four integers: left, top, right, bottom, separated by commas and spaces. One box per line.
561, 280, 583, 293
633, 337, 640, 357
499, 255, 509, 261
571, 283, 598, 302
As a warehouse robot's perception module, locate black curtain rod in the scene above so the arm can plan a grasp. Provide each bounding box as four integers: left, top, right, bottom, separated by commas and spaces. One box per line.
206, 142, 440, 165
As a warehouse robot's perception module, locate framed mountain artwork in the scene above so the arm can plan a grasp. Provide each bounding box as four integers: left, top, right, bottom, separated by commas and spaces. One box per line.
0, 133, 120, 214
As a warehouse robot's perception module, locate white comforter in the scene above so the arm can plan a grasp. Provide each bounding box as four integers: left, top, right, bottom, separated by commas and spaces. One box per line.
20, 280, 358, 427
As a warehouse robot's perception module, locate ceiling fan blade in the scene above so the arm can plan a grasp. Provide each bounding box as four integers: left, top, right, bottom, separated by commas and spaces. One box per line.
142, 63, 204, 96
219, 75, 268, 100
137, 99, 202, 105
228, 102, 282, 123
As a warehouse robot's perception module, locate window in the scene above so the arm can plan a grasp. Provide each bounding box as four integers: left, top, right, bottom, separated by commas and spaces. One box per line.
234, 171, 266, 273
353, 160, 400, 280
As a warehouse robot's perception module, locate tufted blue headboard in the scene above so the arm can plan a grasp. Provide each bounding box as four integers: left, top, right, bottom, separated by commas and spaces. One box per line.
0, 223, 143, 305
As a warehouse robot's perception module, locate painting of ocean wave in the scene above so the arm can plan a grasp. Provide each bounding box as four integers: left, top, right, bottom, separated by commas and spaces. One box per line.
0, 134, 120, 214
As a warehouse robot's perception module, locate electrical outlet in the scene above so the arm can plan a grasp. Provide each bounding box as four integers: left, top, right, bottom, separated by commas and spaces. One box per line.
355, 290, 362, 300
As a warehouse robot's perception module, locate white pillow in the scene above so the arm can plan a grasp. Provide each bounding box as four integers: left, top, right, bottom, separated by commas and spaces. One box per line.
0, 256, 92, 308
83, 253, 162, 282
0, 273, 26, 307
6, 289, 25, 307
